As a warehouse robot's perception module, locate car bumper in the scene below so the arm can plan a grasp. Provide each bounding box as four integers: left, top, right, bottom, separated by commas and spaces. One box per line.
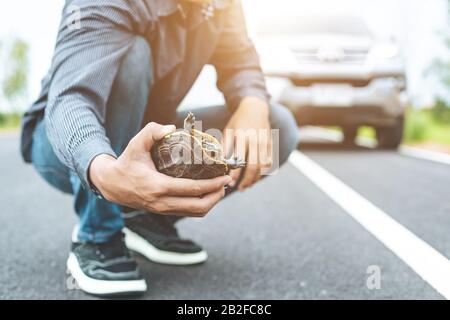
279, 78, 406, 127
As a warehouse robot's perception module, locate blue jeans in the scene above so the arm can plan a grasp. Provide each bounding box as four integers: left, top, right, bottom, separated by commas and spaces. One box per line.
31, 37, 299, 243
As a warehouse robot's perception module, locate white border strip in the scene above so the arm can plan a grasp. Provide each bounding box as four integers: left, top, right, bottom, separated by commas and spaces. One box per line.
399, 146, 450, 166
289, 150, 450, 299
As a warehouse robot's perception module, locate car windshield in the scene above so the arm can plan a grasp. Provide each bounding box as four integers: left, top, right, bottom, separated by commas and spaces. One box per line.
257, 14, 372, 37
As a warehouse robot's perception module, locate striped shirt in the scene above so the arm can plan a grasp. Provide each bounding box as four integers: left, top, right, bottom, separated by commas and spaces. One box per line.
21, 0, 269, 190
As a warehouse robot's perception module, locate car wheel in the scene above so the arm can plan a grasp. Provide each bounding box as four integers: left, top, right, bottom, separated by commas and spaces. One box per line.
376, 116, 404, 150
343, 126, 358, 145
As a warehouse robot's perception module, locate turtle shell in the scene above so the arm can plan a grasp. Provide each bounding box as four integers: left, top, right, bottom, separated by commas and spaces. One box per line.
151, 130, 230, 179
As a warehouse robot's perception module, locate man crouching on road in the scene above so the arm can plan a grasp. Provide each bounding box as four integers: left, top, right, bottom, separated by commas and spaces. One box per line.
21, 0, 299, 296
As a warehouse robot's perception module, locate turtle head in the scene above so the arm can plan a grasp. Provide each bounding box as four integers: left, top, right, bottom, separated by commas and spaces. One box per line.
183, 112, 196, 132
225, 156, 246, 170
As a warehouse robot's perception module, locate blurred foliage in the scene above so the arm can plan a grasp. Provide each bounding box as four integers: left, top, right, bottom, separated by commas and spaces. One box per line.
0, 112, 21, 130
358, 126, 376, 139
0, 37, 28, 130
404, 108, 450, 145
1, 38, 29, 104
428, 0, 450, 124
404, 109, 428, 142
432, 98, 450, 124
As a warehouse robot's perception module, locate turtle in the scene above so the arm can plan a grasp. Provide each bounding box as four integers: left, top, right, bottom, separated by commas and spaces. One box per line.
151, 112, 246, 179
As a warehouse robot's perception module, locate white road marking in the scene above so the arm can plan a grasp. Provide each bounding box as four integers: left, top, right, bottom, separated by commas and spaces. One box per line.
289, 150, 450, 299
301, 127, 450, 165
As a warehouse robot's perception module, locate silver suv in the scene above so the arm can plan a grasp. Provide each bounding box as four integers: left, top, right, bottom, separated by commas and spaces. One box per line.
256, 13, 407, 148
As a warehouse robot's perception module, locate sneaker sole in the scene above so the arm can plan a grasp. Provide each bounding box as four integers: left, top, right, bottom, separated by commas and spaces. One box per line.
66, 253, 147, 296
123, 228, 208, 265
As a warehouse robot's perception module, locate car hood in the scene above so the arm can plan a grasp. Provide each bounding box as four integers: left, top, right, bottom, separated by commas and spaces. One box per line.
255, 33, 404, 81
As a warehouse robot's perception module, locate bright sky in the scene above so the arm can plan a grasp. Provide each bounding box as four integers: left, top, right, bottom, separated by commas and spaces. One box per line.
0, 0, 448, 111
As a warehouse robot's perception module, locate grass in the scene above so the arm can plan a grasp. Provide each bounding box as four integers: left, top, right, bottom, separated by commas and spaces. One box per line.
0, 112, 21, 132
403, 109, 450, 145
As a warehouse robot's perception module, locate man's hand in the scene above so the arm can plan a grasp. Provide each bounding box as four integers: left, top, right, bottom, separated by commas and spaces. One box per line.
89, 122, 231, 217
223, 97, 273, 191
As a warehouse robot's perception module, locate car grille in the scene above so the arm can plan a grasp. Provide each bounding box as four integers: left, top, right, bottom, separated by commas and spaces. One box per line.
292, 48, 369, 64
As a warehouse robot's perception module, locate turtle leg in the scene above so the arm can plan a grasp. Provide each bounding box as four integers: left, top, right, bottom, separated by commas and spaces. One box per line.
226, 156, 246, 170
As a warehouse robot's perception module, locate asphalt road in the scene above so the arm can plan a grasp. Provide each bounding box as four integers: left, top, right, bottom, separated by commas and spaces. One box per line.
1, 130, 449, 300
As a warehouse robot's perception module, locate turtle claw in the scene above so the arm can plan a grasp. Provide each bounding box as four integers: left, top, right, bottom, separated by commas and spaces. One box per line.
226, 156, 246, 170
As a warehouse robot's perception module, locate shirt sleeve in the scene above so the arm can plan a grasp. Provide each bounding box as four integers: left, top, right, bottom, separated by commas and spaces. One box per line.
44, 0, 153, 190
209, 0, 270, 111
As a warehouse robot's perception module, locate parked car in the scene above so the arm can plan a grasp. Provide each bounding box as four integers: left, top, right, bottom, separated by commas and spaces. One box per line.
256, 12, 407, 148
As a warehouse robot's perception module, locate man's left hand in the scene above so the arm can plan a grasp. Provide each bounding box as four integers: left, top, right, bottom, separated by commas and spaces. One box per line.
223, 97, 273, 191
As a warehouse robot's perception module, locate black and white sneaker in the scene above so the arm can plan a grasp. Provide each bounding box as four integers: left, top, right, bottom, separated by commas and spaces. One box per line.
67, 228, 147, 297
123, 212, 208, 265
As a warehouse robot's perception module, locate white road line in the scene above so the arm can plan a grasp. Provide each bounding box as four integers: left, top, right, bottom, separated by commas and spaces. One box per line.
289, 150, 450, 299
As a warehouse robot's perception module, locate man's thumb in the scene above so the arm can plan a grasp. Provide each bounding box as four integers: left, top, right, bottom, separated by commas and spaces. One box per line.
134, 122, 176, 151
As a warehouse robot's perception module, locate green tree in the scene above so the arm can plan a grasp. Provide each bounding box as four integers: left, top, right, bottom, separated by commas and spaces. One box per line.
0, 37, 29, 127
2, 38, 29, 104
430, 0, 450, 124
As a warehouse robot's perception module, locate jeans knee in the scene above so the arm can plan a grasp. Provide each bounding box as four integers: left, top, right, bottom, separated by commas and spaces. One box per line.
270, 102, 299, 165
117, 36, 153, 92
31, 120, 73, 194
105, 36, 153, 154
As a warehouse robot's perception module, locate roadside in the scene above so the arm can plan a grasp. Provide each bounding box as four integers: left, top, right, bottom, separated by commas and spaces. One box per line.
407, 142, 450, 155
403, 108, 450, 154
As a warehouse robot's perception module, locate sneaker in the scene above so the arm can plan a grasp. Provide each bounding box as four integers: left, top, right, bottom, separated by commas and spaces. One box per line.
66, 229, 147, 297
123, 212, 208, 265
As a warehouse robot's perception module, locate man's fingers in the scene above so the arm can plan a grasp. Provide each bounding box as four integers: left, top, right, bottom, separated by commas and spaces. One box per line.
162, 175, 231, 196
267, 137, 273, 167
222, 128, 235, 157
228, 168, 241, 188
157, 188, 226, 217
238, 164, 260, 191
259, 130, 273, 168
238, 137, 261, 191
131, 122, 176, 152
231, 146, 246, 187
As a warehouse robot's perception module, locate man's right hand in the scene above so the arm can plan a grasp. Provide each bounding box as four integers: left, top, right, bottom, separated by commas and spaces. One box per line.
89, 122, 231, 217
